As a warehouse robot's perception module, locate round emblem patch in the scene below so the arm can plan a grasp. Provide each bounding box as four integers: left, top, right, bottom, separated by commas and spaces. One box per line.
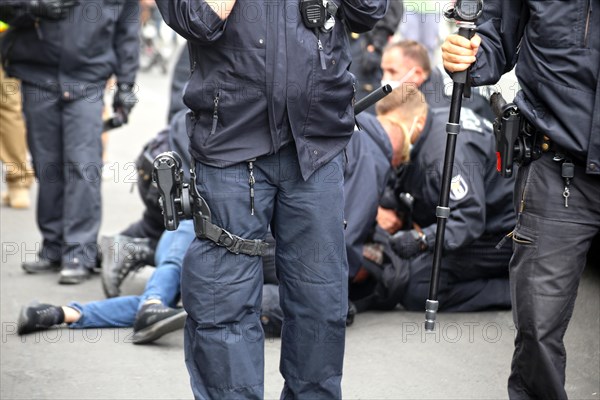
450, 175, 469, 201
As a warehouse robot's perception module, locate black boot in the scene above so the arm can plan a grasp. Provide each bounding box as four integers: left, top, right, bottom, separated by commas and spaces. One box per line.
58, 261, 92, 284
18, 302, 65, 335
100, 235, 155, 298
132, 303, 186, 344
22, 259, 61, 274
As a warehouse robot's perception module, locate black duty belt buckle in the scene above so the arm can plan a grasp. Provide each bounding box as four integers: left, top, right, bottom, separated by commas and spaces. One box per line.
217, 230, 235, 247
216, 230, 243, 254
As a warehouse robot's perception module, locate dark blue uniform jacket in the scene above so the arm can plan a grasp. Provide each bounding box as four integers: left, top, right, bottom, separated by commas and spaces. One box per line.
345, 112, 392, 277
1, 0, 140, 99
472, 0, 600, 174
397, 108, 515, 251
156, 0, 387, 180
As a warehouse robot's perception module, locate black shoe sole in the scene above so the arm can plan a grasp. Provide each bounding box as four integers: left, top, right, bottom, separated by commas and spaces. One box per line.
17, 301, 39, 335
17, 304, 31, 335
58, 273, 91, 285
132, 311, 187, 344
22, 263, 61, 274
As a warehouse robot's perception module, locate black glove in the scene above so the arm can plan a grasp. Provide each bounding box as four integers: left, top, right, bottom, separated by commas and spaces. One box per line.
390, 229, 428, 259
113, 83, 138, 124
28, 0, 78, 20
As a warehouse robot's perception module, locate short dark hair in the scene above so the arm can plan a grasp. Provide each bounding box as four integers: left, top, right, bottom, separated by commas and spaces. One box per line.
384, 40, 431, 75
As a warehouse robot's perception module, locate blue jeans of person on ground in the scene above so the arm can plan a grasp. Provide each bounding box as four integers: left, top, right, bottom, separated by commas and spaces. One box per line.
182, 144, 349, 399
68, 220, 195, 328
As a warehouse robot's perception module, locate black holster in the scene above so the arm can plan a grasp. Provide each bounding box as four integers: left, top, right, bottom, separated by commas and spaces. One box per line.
491, 93, 542, 178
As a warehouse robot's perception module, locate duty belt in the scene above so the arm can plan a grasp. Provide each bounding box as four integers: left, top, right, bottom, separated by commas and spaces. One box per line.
522, 120, 585, 165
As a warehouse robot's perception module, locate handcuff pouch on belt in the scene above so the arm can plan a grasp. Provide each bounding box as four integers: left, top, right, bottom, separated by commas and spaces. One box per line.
152, 151, 268, 257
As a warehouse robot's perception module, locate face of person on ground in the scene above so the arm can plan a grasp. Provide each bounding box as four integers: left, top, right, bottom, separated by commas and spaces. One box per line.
381, 48, 427, 88
378, 116, 410, 168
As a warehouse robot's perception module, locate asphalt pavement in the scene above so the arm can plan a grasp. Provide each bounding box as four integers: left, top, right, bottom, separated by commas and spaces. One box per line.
1, 52, 599, 400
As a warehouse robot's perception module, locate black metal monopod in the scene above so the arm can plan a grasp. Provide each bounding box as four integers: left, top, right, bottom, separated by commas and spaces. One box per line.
425, 0, 483, 331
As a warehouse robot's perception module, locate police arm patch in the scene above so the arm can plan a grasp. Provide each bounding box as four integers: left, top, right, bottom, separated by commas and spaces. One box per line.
450, 174, 469, 201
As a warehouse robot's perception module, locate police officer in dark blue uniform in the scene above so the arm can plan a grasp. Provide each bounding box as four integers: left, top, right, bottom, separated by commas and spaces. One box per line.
1, 0, 140, 284
156, 1, 387, 398
442, 0, 600, 398
383, 85, 515, 312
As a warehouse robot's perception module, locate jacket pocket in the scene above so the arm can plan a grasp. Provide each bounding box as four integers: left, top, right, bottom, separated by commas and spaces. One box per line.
303, 23, 356, 138
304, 65, 356, 137
529, 0, 594, 49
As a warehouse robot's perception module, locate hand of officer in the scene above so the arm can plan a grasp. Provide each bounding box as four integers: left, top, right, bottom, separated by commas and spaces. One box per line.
389, 229, 427, 259
113, 83, 138, 124
441, 33, 482, 73
28, 0, 78, 20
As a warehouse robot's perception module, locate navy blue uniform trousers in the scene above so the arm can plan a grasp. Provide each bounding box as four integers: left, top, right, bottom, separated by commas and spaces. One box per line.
508, 153, 600, 399
182, 144, 348, 399
21, 83, 103, 268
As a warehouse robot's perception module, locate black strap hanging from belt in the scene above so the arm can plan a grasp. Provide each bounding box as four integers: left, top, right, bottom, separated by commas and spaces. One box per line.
190, 171, 269, 257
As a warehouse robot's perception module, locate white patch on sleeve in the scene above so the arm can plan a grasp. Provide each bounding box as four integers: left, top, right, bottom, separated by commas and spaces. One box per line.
450, 174, 469, 201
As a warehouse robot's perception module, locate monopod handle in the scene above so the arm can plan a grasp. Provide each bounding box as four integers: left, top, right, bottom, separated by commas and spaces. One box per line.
451, 25, 478, 86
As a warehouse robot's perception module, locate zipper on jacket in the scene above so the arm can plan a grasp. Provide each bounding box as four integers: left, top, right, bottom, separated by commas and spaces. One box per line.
315, 30, 327, 70
584, 0, 592, 47
210, 89, 220, 136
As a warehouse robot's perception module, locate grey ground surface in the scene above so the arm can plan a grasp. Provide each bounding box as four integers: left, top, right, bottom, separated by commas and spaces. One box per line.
1, 50, 599, 400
